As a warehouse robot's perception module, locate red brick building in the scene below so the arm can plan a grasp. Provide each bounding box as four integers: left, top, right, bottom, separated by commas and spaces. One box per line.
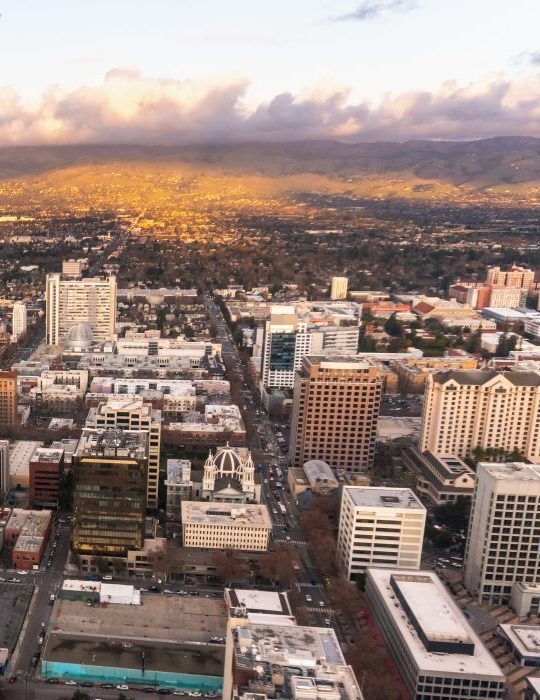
29, 446, 64, 509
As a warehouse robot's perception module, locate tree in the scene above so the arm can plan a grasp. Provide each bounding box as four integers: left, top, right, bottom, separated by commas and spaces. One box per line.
434, 496, 471, 531
211, 549, 249, 587
72, 691, 91, 700
258, 548, 298, 587
92, 556, 110, 574
464, 329, 482, 354
384, 313, 403, 338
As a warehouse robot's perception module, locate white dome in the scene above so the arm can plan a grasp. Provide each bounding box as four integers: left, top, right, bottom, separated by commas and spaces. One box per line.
214, 444, 243, 475
64, 323, 93, 350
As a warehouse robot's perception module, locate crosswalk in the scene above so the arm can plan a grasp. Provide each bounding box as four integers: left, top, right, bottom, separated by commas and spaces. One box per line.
305, 607, 335, 614
295, 582, 323, 589
273, 538, 307, 546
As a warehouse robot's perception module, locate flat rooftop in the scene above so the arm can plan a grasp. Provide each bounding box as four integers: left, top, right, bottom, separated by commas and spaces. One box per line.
499, 624, 540, 658
345, 486, 424, 510
50, 595, 227, 644
368, 569, 504, 678
76, 429, 148, 461
9, 440, 42, 474
479, 462, 540, 481
31, 448, 64, 464
181, 502, 272, 529
225, 589, 291, 616
0, 582, 34, 653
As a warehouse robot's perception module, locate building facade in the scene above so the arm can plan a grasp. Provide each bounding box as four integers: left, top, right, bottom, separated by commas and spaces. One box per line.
0, 371, 18, 429
366, 569, 505, 699
464, 462, 540, 605
11, 301, 27, 341
85, 397, 161, 509
330, 276, 348, 300
46, 273, 117, 345
289, 356, 383, 471
72, 430, 148, 557
486, 265, 535, 290
401, 448, 475, 505
29, 447, 64, 509
420, 370, 540, 460
181, 502, 271, 551
337, 486, 426, 579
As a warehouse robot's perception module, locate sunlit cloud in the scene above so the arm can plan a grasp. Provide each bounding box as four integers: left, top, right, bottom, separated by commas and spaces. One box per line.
0, 70, 540, 145
332, 0, 417, 22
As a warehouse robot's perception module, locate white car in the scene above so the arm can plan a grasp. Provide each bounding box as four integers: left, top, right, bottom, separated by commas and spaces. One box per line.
116, 684, 129, 690
65, 680, 77, 685
306, 595, 312, 602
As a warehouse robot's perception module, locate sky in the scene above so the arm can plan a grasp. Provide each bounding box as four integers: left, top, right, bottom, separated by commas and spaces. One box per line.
0, 0, 540, 144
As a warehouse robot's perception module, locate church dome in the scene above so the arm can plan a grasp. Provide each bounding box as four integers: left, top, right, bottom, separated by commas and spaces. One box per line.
64, 323, 93, 350
214, 444, 243, 475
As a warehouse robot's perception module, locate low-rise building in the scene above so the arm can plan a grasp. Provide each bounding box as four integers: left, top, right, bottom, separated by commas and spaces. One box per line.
498, 623, 540, 667
9, 441, 42, 489
337, 486, 426, 580
401, 448, 475, 505
165, 459, 192, 521
168, 404, 246, 445
525, 677, 540, 700
511, 582, 540, 616
288, 459, 339, 500
366, 569, 505, 699
6, 508, 53, 570
181, 502, 272, 551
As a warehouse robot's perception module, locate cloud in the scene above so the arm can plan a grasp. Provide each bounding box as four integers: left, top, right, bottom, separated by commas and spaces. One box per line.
332, 0, 417, 22
515, 50, 540, 66
1, 70, 540, 145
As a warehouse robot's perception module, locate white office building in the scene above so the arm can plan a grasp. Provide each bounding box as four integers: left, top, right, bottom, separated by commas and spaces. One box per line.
46, 273, 117, 346
464, 462, 540, 605
337, 486, 426, 580
366, 569, 505, 699
331, 276, 349, 300
11, 302, 27, 341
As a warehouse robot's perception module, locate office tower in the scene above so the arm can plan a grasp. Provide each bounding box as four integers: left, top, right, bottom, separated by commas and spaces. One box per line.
29, 446, 64, 509
337, 486, 426, 579
330, 276, 348, 300
464, 462, 540, 605
61, 259, 84, 278
11, 302, 27, 341
45, 273, 117, 345
0, 371, 18, 429
261, 305, 360, 389
366, 569, 505, 700
72, 430, 148, 556
0, 440, 9, 499
486, 265, 535, 290
181, 502, 272, 551
289, 356, 382, 471
85, 397, 162, 508
420, 370, 540, 460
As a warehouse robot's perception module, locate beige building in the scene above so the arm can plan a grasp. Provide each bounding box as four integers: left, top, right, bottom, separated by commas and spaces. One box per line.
0, 371, 18, 429
401, 448, 475, 505
486, 265, 535, 290
12, 301, 27, 341
85, 397, 161, 508
289, 356, 383, 472
420, 370, 540, 460
330, 276, 348, 300
337, 486, 426, 580
181, 502, 272, 551
46, 273, 117, 346
464, 462, 540, 605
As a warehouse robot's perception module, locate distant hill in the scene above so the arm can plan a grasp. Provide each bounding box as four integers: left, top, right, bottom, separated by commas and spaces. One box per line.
1, 138, 540, 207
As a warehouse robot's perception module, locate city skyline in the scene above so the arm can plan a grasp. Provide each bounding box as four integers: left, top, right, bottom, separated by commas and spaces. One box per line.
0, 0, 540, 144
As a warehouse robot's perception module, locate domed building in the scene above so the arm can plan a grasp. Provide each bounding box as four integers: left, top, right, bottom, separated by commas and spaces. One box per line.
63, 323, 94, 352
202, 443, 260, 503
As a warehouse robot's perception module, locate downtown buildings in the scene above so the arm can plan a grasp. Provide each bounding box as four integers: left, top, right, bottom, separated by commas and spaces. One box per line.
45, 273, 117, 345
289, 356, 383, 472
0, 371, 18, 429
11, 301, 27, 341
420, 370, 540, 460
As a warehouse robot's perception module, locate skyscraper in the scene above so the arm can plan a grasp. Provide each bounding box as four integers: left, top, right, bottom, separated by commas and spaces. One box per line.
46, 273, 117, 346
72, 430, 148, 556
330, 276, 348, 300
420, 370, 540, 460
289, 356, 382, 471
464, 462, 540, 605
0, 371, 18, 429
11, 302, 27, 341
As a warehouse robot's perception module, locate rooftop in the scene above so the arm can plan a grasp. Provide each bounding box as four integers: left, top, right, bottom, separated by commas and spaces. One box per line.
166, 459, 192, 485
479, 462, 540, 482
345, 486, 425, 510
499, 624, 540, 658
433, 369, 540, 387
303, 460, 338, 488
9, 440, 42, 474
181, 502, 272, 529
225, 589, 292, 617
30, 447, 64, 464
367, 569, 504, 678
76, 429, 148, 461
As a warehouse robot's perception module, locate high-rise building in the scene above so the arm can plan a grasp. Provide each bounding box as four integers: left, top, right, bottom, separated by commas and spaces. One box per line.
289, 356, 383, 471
45, 273, 117, 346
61, 259, 85, 278
261, 306, 360, 389
29, 446, 64, 509
11, 302, 27, 341
0, 440, 9, 499
330, 276, 348, 300
420, 370, 540, 460
337, 486, 426, 579
486, 265, 535, 290
464, 462, 540, 605
0, 371, 18, 429
72, 430, 148, 556
85, 397, 162, 508
366, 569, 505, 700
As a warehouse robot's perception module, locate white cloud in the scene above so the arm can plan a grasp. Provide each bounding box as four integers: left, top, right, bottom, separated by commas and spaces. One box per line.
0, 70, 539, 145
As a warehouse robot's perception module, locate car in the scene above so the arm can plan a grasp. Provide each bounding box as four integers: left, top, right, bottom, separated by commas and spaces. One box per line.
305, 595, 312, 602
0, 577, 5, 582
79, 681, 94, 687
103, 575, 113, 581
38, 636, 44, 645
143, 688, 156, 693
149, 585, 160, 592
319, 601, 325, 607
173, 692, 187, 696
324, 618, 331, 625
116, 684, 129, 690
46, 678, 60, 684
18, 570, 28, 575
158, 690, 172, 695
189, 692, 202, 698
163, 589, 175, 594
100, 683, 114, 688
9, 578, 20, 582
50, 594, 56, 601
65, 680, 77, 685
